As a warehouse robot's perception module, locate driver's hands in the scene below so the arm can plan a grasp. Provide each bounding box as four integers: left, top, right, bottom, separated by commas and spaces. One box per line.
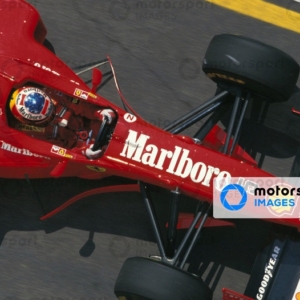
95, 109, 116, 124
85, 144, 102, 160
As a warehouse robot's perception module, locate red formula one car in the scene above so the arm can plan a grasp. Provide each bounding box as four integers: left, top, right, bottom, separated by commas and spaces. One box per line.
2, 0, 300, 299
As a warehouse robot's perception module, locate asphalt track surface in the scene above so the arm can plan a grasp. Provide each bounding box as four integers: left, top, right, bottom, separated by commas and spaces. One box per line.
2, 0, 300, 299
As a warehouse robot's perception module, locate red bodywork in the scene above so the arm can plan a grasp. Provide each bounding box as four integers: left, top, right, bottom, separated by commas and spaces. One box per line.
0, 0, 299, 231
1, 1, 296, 299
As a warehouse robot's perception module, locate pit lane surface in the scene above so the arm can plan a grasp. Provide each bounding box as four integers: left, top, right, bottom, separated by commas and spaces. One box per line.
2, 0, 300, 299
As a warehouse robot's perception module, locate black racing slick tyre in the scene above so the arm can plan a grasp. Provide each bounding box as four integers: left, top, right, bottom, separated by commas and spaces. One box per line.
114, 257, 213, 300
202, 34, 300, 102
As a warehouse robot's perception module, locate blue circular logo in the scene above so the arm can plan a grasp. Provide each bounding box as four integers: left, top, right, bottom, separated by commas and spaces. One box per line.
220, 184, 247, 211
25, 92, 45, 114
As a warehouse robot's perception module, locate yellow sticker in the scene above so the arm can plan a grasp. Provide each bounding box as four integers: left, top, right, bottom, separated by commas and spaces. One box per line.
88, 92, 97, 99
74, 89, 81, 97
58, 149, 66, 156
50, 145, 73, 159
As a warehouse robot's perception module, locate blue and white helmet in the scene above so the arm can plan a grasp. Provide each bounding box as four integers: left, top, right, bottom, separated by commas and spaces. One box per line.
10, 86, 55, 126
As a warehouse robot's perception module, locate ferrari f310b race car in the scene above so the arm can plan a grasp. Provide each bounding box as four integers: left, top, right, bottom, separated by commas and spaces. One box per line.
2, 0, 300, 299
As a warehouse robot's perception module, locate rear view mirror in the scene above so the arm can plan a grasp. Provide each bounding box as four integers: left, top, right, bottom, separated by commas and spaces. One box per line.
92, 68, 103, 92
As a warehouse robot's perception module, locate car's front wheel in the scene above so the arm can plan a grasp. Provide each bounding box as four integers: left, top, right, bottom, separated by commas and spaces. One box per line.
114, 257, 213, 300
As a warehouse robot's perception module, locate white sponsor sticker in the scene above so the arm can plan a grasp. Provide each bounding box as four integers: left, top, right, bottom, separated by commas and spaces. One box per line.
0, 141, 50, 160
119, 129, 230, 187
124, 113, 137, 123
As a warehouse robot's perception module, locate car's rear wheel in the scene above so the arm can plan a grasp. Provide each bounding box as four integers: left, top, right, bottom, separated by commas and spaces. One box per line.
114, 257, 213, 300
202, 34, 299, 102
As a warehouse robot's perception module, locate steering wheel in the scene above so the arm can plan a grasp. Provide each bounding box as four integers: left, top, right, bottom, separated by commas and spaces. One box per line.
92, 116, 109, 151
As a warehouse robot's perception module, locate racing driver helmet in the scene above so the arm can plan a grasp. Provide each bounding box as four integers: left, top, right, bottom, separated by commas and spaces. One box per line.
9, 86, 55, 127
